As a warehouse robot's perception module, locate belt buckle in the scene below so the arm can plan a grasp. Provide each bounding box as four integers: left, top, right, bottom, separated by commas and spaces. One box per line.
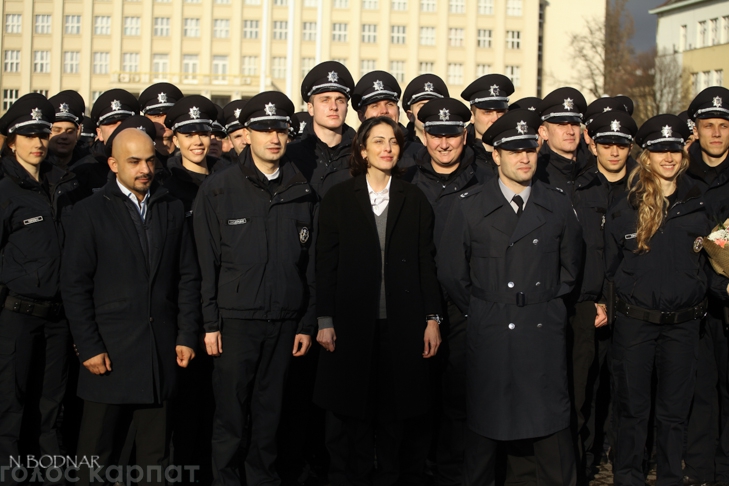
660, 311, 672, 324
516, 292, 526, 307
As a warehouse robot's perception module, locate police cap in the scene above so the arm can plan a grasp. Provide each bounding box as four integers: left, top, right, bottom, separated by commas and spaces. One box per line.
0, 93, 54, 136
48, 90, 85, 125
482, 109, 540, 151
301, 61, 354, 102
538, 87, 586, 124
584, 96, 633, 127
402, 74, 449, 112
239, 91, 294, 132
635, 114, 690, 152
211, 104, 227, 138
138, 83, 184, 116
678, 110, 696, 133
164, 95, 217, 134
104, 115, 157, 157
417, 98, 470, 136
91, 89, 140, 126
80, 116, 96, 141
587, 111, 637, 146
351, 71, 401, 111
461, 74, 514, 111
688, 86, 729, 121
223, 99, 247, 134
509, 97, 541, 112
293, 111, 312, 137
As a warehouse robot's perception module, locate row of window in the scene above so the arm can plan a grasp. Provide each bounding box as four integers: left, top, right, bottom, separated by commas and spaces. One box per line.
3, 49, 521, 88
678, 17, 729, 52
143, 0, 523, 12
692, 70, 724, 95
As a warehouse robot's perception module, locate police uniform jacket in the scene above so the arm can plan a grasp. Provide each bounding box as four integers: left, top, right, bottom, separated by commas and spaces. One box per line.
685, 142, 729, 223
466, 125, 498, 180
535, 141, 591, 201
604, 175, 723, 312
0, 157, 78, 300
286, 124, 355, 199
61, 180, 201, 404
437, 177, 583, 440
162, 154, 226, 215
313, 175, 442, 420
71, 154, 112, 199
192, 152, 317, 334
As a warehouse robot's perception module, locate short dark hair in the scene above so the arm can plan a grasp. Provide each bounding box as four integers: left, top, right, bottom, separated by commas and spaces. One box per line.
350, 116, 405, 177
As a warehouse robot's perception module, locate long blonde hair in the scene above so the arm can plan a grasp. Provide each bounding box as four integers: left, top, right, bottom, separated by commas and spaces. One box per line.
627, 149, 690, 253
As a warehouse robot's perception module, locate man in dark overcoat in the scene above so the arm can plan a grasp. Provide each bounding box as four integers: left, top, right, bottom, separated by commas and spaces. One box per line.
61, 127, 201, 486
438, 109, 583, 485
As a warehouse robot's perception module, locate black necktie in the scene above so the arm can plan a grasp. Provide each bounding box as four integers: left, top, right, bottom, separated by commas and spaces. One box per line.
512, 195, 524, 218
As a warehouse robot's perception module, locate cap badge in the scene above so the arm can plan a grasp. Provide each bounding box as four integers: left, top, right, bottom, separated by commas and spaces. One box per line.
489, 84, 500, 97
111, 100, 122, 111
661, 125, 673, 138
299, 121, 307, 133
373, 80, 384, 91
713, 96, 723, 108
189, 106, 201, 119
563, 98, 574, 110
234, 108, 242, 119
327, 71, 339, 83
158, 92, 168, 103
59, 103, 69, 113
30, 108, 43, 121
603, 107, 613, 112
687, 119, 696, 131
264, 103, 277, 116
516, 120, 527, 135
527, 106, 536, 111
439, 109, 450, 121
610, 120, 621, 132
136, 126, 145, 131
424, 82, 434, 92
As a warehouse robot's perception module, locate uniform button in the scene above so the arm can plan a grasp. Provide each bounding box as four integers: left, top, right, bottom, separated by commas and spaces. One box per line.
401, 258, 406, 262
149, 317, 154, 323
676, 211, 680, 215
508, 323, 515, 330
535, 281, 541, 286
533, 239, 539, 245
509, 243, 514, 247
508, 281, 514, 288
537, 323, 543, 328
700, 202, 704, 205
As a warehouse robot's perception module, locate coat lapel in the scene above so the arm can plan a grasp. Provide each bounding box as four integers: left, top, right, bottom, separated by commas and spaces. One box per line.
148, 195, 168, 280
481, 178, 513, 237
509, 183, 548, 245
353, 175, 378, 236
104, 184, 149, 275
385, 178, 405, 251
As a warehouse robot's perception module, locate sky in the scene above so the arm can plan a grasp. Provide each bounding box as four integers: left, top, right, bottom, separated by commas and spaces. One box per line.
628, 0, 661, 53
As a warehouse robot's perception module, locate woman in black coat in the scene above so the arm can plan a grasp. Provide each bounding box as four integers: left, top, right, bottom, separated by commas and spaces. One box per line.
313, 116, 443, 485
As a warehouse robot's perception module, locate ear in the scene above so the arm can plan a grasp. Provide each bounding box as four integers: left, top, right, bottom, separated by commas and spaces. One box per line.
107, 156, 119, 174
492, 148, 501, 167
358, 110, 366, 123
307, 102, 314, 117
538, 124, 548, 141
588, 141, 598, 157
172, 134, 180, 148
461, 131, 468, 146
243, 128, 252, 145
360, 145, 368, 162
96, 127, 104, 142
406, 110, 415, 123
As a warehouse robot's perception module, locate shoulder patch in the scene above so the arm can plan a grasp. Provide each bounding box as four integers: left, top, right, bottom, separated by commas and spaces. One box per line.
23, 216, 43, 225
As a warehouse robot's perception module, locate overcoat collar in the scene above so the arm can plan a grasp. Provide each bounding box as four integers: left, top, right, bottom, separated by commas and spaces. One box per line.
480, 177, 552, 244
353, 174, 406, 251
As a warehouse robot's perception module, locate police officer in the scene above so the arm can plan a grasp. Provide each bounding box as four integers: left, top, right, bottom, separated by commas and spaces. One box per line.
582, 96, 633, 147
401, 97, 486, 485
138, 82, 184, 164
0, 93, 79, 483
222, 99, 249, 158
604, 114, 727, 485
78, 116, 96, 150
208, 104, 226, 160
509, 97, 542, 112
47, 90, 88, 169
684, 86, 729, 486
193, 92, 316, 486
352, 71, 402, 124
438, 109, 583, 485
536, 87, 589, 200
402, 73, 449, 146
286, 61, 357, 200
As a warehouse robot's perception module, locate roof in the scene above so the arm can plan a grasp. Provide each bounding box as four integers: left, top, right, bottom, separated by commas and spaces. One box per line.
649, 0, 716, 15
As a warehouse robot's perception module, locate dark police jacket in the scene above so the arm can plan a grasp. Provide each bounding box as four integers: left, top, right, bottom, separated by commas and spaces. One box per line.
287, 124, 355, 200
0, 157, 78, 301
162, 155, 226, 215
61, 180, 201, 404
192, 152, 317, 335
535, 140, 591, 201
466, 124, 498, 181
437, 177, 583, 440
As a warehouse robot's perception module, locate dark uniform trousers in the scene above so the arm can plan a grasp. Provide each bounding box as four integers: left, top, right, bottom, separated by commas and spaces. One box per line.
212, 318, 296, 486
583, 326, 613, 475
685, 312, 729, 482
611, 314, 700, 486
0, 310, 69, 485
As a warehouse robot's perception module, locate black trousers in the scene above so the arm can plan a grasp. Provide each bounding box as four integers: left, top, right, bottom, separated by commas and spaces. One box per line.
463, 427, 576, 486
75, 400, 170, 486
685, 313, 729, 482
611, 314, 700, 486
0, 310, 69, 485
211, 318, 296, 486
583, 326, 613, 475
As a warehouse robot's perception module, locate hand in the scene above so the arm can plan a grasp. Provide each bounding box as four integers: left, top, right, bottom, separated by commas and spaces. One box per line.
594, 303, 608, 328
423, 320, 441, 358
205, 331, 222, 356
176, 345, 196, 368
317, 328, 336, 352
293, 334, 312, 357
726, 283, 729, 297
83, 352, 112, 375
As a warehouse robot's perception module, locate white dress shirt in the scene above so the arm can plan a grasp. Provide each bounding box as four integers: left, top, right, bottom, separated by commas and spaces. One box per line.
498, 179, 532, 214
366, 175, 392, 216
116, 178, 150, 221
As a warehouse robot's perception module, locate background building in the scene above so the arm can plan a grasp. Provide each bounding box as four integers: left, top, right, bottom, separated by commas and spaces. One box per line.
0, 0, 603, 122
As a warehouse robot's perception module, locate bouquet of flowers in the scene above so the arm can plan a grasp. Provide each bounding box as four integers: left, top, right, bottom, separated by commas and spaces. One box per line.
700, 223, 729, 278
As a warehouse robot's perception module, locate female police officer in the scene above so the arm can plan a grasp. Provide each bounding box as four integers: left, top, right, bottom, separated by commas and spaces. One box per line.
0, 93, 79, 481
605, 114, 729, 485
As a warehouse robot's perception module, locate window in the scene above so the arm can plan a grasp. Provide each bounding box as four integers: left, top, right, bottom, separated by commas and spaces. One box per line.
5, 14, 21, 34
679, 25, 687, 52
477, 29, 492, 48
723, 17, 729, 44
273, 21, 288, 40
420, 27, 435, 46
332, 58, 347, 66
152, 54, 169, 80
63, 51, 80, 74
506, 31, 521, 49
449, 0, 465, 14
241, 56, 258, 75
362, 24, 377, 43
33, 90, 49, 97
184, 18, 200, 37
301, 57, 315, 77
478, 0, 493, 15
332, 23, 348, 42
698, 21, 707, 48
272, 57, 287, 79
185, 0, 201, 3
245, 0, 261, 4
449, 28, 464, 47
92, 91, 103, 103
93, 52, 109, 74
122, 52, 139, 72
273, 0, 288, 5
505, 65, 521, 87
390, 61, 405, 82
476, 64, 491, 76
4, 51, 20, 72
361, 59, 376, 76
215, 0, 231, 3
243, 20, 259, 39
692, 73, 699, 96
333, 0, 349, 7
65, 15, 81, 34
447, 63, 463, 85
35, 15, 52, 34
419, 62, 434, 74
124, 17, 141, 36
306, 0, 321, 6
420, 0, 435, 12
212, 56, 228, 82
154, 18, 170, 36
34, 51, 50, 73
702, 71, 711, 90
391, 26, 406, 44
95, 16, 111, 35
363, 0, 379, 9
710, 18, 718, 46
213, 19, 229, 38
392, 0, 407, 10
303, 22, 317, 41
716, 70, 724, 87
506, 0, 522, 16
3, 90, 19, 111
183, 55, 199, 82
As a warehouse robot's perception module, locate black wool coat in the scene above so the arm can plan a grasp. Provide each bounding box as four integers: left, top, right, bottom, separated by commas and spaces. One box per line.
61, 180, 201, 404
313, 175, 443, 421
